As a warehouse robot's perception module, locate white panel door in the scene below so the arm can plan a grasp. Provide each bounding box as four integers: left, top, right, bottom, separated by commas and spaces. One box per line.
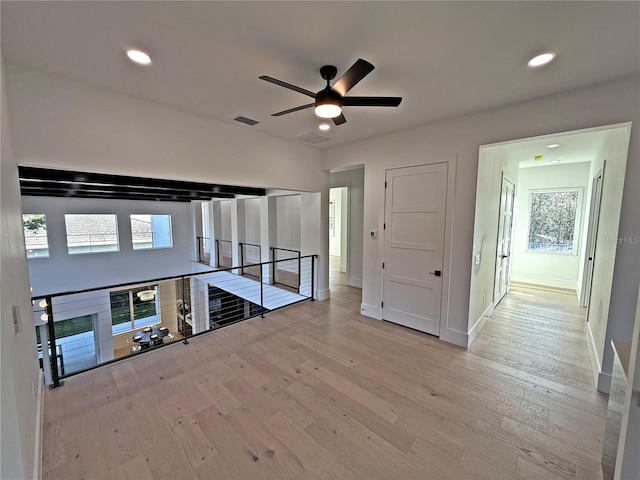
382, 163, 447, 335
494, 175, 516, 306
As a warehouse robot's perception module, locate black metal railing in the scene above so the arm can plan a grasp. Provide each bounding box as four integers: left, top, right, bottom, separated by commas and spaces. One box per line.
214, 239, 233, 268
31, 254, 317, 388
271, 247, 301, 292
239, 242, 261, 279
197, 236, 211, 264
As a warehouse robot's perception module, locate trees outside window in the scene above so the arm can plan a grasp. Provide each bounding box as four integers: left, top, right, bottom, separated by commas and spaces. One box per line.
23, 214, 49, 258
527, 189, 580, 254
110, 285, 158, 334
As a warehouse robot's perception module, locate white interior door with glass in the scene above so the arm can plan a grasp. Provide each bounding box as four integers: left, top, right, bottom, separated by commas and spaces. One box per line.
382, 163, 447, 336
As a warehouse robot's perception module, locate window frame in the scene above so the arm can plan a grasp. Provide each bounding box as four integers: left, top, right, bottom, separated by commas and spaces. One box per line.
525, 187, 584, 256
64, 213, 120, 255
130, 214, 173, 251
110, 285, 159, 334
23, 213, 50, 259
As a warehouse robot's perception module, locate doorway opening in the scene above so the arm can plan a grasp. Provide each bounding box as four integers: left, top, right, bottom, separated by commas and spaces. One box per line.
469, 123, 631, 388
329, 186, 349, 288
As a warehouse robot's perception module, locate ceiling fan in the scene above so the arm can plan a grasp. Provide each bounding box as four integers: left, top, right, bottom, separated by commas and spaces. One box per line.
259, 59, 402, 126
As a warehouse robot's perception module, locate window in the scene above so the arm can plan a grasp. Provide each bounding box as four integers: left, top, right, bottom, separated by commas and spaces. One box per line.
110, 285, 158, 334
130, 214, 173, 250
527, 189, 581, 254
65, 214, 119, 254
23, 214, 49, 258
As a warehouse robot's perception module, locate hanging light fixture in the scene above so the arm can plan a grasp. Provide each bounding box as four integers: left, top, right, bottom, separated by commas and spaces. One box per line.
137, 289, 156, 302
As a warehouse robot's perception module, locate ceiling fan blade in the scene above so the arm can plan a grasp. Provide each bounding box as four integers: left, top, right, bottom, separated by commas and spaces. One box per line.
332, 113, 347, 126
332, 59, 375, 96
342, 96, 402, 107
271, 103, 314, 116
259, 76, 317, 98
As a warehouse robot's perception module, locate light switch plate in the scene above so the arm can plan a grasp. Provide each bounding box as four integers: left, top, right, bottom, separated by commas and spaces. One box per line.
12, 305, 23, 334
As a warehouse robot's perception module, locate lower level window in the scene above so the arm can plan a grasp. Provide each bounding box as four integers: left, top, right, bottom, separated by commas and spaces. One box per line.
110, 285, 158, 334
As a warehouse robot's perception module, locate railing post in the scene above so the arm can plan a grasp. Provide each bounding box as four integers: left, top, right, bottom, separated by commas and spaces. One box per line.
181, 275, 189, 344
310, 255, 316, 301
270, 247, 274, 285
260, 263, 265, 318
45, 296, 63, 388
297, 253, 301, 294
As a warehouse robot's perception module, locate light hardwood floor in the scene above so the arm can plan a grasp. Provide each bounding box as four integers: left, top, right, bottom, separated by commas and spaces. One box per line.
42, 281, 607, 479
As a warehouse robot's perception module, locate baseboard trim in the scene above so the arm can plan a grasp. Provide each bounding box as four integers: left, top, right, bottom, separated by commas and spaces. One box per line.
316, 288, 330, 301
349, 277, 362, 288
439, 327, 468, 348
468, 303, 494, 346
586, 321, 606, 392
510, 275, 577, 291
360, 303, 381, 320
33, 375, 44, 480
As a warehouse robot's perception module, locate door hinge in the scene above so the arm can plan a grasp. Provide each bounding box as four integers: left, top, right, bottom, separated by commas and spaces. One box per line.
382, 262, 385, 269
381, 301, 384, 308
383, 223, 386, 230
384, 181, 387, 188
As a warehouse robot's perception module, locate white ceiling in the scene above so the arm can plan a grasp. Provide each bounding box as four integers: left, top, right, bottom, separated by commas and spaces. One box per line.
486, 128, 610, 169
1, 1, 639, 149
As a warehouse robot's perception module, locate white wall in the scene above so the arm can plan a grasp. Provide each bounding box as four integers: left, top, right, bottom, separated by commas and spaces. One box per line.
275, 195, 301, 251
330, 167, 364, 288
23, 196, 197, 297
322, 77, 640, 351
5, 64, 329, 295
469, 146, 520, 335
511, 162, 591, 290
0, 57, 40, 480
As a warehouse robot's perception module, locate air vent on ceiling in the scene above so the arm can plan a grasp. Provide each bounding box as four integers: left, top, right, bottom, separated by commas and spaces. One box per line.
296, 132, 330, 144
233, 116, 259, 126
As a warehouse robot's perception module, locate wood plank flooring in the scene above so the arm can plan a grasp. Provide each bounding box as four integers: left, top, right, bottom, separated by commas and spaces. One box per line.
42, 281, 608, 479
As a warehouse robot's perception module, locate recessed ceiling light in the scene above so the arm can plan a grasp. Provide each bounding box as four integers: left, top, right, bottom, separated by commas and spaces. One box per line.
527, 52, 556, 68
318, 123, 331, 131
126, 48, 152, 66
546, 143, 560, 149
551, 159, 561, 164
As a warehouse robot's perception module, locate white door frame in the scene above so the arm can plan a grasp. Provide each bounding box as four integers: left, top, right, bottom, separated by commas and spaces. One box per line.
493, 173, 516, 307
380, 158, 458, 344
581, 164, 605, 309
329, 183, 351, 284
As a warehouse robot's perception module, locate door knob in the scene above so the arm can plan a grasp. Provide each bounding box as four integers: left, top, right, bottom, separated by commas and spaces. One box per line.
428, 270, 442, 277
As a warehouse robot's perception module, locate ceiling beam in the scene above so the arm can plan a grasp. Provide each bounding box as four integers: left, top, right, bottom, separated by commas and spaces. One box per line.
18, 166, 265, 201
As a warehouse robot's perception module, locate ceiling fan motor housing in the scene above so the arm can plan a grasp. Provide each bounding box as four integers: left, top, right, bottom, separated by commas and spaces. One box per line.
315, 87, 342, 108
320, 65, 338, 81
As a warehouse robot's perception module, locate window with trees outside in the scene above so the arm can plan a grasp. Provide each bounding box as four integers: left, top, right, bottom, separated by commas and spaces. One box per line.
110, 285, 158, 334
23, 214, 49, 258
65, 214, 119, 254
130, 214, 173, 250
527, 189, 581, 255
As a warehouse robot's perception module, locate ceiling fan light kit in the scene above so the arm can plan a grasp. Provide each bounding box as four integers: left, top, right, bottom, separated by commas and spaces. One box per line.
260, 59, 401, 126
